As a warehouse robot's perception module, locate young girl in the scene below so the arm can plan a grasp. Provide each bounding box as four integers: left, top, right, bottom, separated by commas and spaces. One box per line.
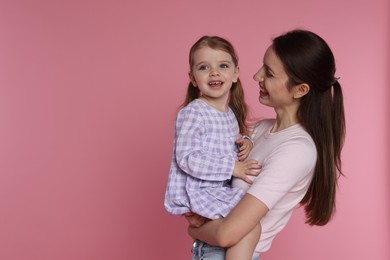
164, 36, 262, 259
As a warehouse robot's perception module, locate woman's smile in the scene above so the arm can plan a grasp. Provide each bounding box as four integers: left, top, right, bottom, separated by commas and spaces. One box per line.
259, 84, 268, 98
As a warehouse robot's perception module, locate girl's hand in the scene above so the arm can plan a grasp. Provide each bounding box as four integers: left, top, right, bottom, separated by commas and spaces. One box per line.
236, 138, 253, 161
183, 212, 207, 228
233, 159, 261, 184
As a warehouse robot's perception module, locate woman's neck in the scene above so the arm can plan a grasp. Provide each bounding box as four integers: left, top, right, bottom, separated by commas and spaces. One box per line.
272, 107, 299, 132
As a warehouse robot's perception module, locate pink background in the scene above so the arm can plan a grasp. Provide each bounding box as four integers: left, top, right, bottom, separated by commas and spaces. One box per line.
0, 0, 389, 259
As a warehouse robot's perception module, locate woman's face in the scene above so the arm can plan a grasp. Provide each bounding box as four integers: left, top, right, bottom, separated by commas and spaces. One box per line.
253, 46, 296, 110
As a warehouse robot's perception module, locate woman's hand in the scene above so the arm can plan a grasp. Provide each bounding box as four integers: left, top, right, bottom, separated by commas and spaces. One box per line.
183, 212, 207, 228
233, 159, 261, 184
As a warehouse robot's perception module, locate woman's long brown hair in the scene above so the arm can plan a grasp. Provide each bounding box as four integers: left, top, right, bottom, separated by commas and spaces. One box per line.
273, 30, 346, 225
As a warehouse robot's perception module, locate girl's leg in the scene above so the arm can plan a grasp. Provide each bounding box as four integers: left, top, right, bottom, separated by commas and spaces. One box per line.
225, 223, 261, 260
192, 240, 226, 260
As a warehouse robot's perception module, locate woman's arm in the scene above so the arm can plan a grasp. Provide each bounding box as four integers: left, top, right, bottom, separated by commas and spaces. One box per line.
188, 193, 269, 247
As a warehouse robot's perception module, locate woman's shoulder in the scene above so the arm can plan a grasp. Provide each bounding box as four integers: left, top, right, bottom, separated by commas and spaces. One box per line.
251, 120, 315, 148
250, 118, 275, 135
254, 118, 275, 128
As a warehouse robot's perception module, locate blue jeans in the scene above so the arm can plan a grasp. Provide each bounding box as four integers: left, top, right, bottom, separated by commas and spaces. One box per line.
191, 240, 261, 260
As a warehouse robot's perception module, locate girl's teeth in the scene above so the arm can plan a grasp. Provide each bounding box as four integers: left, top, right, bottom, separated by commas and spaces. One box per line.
209, 82, 222, 85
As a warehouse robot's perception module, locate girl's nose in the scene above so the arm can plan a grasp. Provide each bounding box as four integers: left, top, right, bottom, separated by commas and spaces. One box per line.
210, 68, 220, 76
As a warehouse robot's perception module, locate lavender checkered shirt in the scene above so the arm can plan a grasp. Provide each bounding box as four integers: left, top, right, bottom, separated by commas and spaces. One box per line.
164, 99, 245, 220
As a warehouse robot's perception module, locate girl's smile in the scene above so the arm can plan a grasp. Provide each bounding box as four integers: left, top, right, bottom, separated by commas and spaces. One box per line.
189, 46, 239, 111
208, 80, 224, 88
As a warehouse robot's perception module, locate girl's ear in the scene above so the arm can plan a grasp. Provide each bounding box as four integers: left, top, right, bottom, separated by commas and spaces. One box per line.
293, 83, 310, 99
188, 71, 197, 86
233, 66, 240, 83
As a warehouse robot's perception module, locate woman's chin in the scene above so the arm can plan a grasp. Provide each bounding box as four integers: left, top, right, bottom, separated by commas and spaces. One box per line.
258, 95, 269, 104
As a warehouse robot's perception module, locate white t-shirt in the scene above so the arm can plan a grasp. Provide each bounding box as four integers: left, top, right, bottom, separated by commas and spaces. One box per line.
232, 119, 317, 254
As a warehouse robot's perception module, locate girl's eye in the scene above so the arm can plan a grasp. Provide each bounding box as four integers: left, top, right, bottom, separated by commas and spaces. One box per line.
220, 63, 230, 69
198, 65, 208, 70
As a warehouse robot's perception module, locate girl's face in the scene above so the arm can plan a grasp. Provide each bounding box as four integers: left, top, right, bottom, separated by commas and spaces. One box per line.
189, 46, 239, 111
253, 46, 296, 110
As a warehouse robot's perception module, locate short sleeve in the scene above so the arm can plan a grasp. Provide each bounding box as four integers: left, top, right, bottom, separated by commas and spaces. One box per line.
247, 137, 316, 210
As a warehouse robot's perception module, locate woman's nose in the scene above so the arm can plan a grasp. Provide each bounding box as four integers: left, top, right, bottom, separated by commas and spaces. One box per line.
253, 69, 263, 81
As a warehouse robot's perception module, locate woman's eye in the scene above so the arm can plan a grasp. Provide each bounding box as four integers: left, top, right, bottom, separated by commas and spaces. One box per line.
265, 70, 273, 77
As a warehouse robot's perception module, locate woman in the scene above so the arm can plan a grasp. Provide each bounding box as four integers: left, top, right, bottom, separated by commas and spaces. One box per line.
187, 29, 346, 259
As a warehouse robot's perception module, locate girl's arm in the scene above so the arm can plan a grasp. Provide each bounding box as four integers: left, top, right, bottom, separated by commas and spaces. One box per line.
236, 138, 253, 161
175, 109, 233, 181
188, 193, 269, 247
176, 108, 260, 182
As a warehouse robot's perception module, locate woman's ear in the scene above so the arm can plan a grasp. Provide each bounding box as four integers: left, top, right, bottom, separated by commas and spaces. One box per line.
293, 83, 310, 99
188, 71, 197, 86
